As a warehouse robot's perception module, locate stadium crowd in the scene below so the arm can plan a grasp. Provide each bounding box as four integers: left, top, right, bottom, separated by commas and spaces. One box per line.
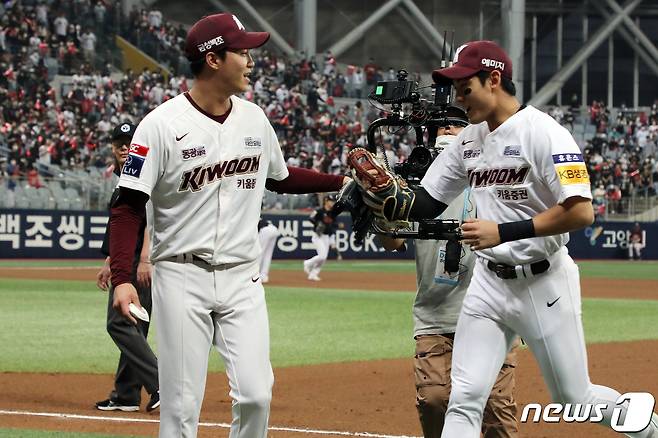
1, 1, 657, 214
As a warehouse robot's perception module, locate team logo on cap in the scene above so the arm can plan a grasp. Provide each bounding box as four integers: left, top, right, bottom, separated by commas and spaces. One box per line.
232, 15, 245, 30
453, 44, 467, 63
120, 124, 131, 133
198, 36, 225, 53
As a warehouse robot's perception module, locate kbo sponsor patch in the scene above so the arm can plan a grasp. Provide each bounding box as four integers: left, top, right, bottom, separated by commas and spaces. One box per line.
123, 143, 149, 178
556, 164, 590, 185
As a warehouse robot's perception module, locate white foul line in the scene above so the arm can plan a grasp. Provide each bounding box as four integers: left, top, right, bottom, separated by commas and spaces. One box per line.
0, 409, 421, 438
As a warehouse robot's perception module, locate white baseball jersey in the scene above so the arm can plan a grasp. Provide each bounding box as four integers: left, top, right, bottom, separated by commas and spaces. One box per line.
421, 105, 592, 265
117, 93, 289, 265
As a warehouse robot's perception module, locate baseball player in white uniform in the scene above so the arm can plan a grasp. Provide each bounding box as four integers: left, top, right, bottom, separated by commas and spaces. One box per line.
108, 13, 346, 438
258, 217, 279, 283
413, 40, 658, 438
304, 196, 339, 281
380, 112, 519, 438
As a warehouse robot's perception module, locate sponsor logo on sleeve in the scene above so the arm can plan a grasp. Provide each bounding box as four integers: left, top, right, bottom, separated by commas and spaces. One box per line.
556, 164, 590, 185
122, 143, 149, 178
123, 155, 144, 177
129, 143, 149, 158
552, 153, 584, 164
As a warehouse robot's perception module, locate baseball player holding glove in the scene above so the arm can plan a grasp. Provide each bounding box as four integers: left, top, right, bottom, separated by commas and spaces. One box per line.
350, 41, 658, 438
379, 108, 519, 438
109, 13, 347, 438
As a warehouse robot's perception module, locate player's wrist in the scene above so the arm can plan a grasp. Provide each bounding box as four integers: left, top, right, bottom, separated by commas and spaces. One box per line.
498, 219, 535, 243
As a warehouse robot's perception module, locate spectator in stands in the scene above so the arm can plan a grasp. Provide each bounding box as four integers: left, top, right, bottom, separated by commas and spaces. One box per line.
352, 67, 364, 98
26, 164, 42, 188
79, 28, 97, 63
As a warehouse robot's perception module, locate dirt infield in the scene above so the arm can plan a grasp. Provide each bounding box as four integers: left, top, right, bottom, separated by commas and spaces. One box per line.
1, 264, 658, 437
1, 265, 657, 300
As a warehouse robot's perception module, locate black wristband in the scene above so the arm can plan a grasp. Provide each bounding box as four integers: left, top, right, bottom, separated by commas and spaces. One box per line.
498, 219, 536, 243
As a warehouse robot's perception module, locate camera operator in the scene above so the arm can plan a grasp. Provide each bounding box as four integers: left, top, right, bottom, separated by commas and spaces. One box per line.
379, 107, 518, 438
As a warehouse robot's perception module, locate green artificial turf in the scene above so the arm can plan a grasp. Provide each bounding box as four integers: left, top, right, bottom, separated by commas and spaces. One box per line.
0, 430, 142, 438
1, 277, 657, 373
574, 260, 658, 280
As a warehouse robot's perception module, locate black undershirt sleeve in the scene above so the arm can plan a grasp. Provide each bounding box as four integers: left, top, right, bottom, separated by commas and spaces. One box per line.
409, 187, 448, 220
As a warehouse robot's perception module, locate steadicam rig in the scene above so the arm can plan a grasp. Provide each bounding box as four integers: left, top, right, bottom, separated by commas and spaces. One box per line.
359, 31, 465, 273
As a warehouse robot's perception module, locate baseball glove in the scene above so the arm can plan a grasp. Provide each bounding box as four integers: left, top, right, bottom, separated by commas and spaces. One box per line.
347, 147, 416, 224
331, 179, 373, 244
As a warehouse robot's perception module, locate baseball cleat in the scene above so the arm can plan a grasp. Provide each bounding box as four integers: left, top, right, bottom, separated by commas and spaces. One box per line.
146, 391, 160, 412
95, 398, 139, 412
308, 274, 321, 281
261, 276, 269, 284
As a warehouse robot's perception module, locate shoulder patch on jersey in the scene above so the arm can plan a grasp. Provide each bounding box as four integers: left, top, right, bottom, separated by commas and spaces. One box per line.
552, 153, 583, 164
129, 143, 149, 158
123, 154, 145, 178
244, 137, 262, 148
503, 145, 521, 156
556, 163, 590, 185
122, 143, 149, 178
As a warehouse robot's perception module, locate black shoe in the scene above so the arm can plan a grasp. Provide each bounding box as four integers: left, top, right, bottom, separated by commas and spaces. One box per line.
95, 398, 139, 412
146, 391, 160, 412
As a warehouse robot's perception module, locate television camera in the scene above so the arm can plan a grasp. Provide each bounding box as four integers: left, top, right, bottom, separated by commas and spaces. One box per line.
360, 39, 467, 272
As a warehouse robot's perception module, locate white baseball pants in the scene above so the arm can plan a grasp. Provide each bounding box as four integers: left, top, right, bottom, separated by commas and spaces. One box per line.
153, 257, 273, 438
306, 233, 330, 276
258, 224, 280, 280
441, 249, 654, 438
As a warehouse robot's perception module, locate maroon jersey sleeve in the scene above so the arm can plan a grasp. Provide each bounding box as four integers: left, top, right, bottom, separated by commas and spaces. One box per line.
266, 166, 344, 194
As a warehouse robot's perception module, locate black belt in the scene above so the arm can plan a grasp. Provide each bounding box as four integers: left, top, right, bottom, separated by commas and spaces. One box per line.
165, 254, 244, 270
486, 259, 550, 279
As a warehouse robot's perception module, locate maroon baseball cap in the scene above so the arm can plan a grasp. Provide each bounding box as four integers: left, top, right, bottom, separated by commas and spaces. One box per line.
432, 40, 513, 82
185, 13, 270, 61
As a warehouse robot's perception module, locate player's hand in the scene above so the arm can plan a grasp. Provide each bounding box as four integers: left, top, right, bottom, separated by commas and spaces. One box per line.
342, 176, 352, 186
113, 283, 141, 325
460, 218, 501, 250
136, 261, 152, 288
96, 263, 111, 291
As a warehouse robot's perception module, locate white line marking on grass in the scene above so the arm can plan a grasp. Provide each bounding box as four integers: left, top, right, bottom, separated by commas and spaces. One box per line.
0, 410, 421, 438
